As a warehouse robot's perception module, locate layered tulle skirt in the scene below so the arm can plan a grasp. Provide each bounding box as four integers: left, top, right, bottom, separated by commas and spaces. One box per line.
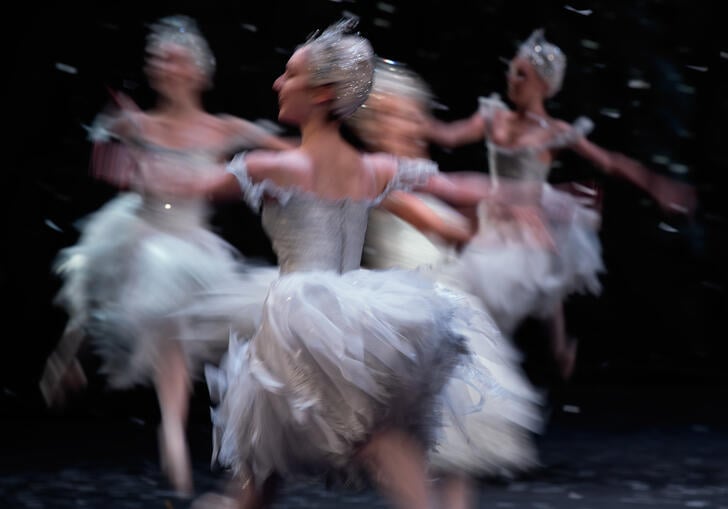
53, 192, 276, 388
430, 289, 543, 478
205, 262, 544, 483
449, 184, 604, 335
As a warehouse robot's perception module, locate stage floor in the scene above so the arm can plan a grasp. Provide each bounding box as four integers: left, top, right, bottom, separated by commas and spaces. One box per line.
2, 383, 727, 508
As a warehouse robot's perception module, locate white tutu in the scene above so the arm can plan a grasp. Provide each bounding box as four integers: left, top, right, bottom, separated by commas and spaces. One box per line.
451, 184, 604, 335
54, 193, 272, 388
432, 290, 544, 478
362, 201, 544, 478
206, 267, 473, 482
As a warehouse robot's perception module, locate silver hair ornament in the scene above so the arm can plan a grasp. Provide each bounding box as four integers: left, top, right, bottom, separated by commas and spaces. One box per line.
304, 15, 375, 118
146, 15, 216, 78
517, 28, 566, 97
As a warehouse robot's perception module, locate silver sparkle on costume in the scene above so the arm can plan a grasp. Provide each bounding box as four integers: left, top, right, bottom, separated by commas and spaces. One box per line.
146, 15, 216, 78
304, 15, 374, 119
517, 29, 566, 98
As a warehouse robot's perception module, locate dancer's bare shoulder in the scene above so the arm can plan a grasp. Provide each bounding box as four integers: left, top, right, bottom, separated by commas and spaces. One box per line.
244, 149, 314, 189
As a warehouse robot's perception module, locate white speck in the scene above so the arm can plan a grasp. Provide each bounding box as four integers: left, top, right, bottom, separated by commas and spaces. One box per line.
658, 222, 679, 233
651, 154, 671, 165
628, 79, 651, 89
55, 62, 78, 75
628, 480, 651, 491
720, 51, 728, 59
686, 65, 708, 72
685, 501, 709, 508
373, 17, 391, 28
377, 2, 396, 13
164, 203, 172, 210
45, 219, 63, 232
431, 101, 449, 111
669, 163, 689, 175
568, 492, 583, 499
572, 183, 597, 195
562, 404, 580, 414
677, 84, 696, 94
241, 23, 258, 32
581, 39, 600, 50
600, 108, 621, 119
564, 5, 593, 15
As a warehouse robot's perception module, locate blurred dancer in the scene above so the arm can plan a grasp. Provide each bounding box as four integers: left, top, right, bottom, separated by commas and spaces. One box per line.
425, 29, 696, 379
179, 16, 540, 509
348, 58, 543, 509
351, 59, 475, 272
39, 15, 289, 496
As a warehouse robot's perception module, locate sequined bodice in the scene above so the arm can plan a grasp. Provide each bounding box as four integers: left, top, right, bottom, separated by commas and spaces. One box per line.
132, 142, 226, 227
262, 197, 370, 274
478, 95, 594, 189
226, 152, 439, 275
488, 143, 551, 182
89, 110, 235, 227
480, 101, 594, 204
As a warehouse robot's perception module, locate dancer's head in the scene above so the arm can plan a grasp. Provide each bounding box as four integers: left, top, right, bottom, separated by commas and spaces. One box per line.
507, 29, 566, 105
348, 58, 432, 156
144, 15, 216, 97
273, 16, 374, 125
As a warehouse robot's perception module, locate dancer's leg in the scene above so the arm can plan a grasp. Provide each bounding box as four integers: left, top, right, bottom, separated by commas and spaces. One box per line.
357, 429, 434, 509
435, 472, 475, 509
548, 302, 578, 380
154, 338, 193, 496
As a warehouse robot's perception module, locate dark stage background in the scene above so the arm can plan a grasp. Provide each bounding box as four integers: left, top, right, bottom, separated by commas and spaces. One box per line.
3, 0, 726, 426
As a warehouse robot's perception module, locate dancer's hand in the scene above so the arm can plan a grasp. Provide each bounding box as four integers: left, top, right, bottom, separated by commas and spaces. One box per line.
651, 174, 697, 216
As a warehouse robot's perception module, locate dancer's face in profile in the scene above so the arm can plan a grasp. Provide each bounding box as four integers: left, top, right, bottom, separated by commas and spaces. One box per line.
273, 47, 332, 125
145, 42, 208, 99
273, 48, 312, 125
506, 56, 548, 106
